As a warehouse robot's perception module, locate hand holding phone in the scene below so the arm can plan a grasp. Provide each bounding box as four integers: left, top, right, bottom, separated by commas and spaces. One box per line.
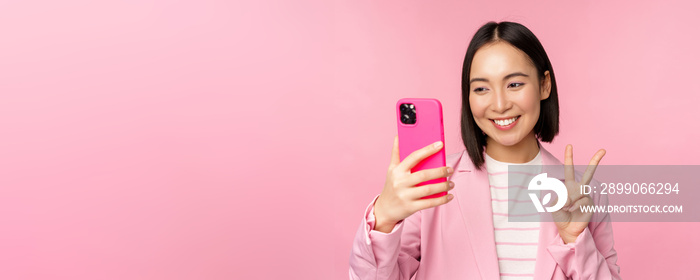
396, 98, 447, 197
372, 98, 454, 233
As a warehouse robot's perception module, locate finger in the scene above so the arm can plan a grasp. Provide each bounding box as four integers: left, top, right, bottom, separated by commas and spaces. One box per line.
565, 144, 575, 182
389, 135, 400, 168
402, 166, 453, 188
567, 195, 592, 212
397, 140, 443, 172
412, 193, 454, 212
543, 190, 569, 208
564, 189, 585, 210
580, 149, 606, 185
405, 181, 454, 200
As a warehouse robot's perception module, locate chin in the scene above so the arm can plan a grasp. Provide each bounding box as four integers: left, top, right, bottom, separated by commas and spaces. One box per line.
489, 134, 525, 147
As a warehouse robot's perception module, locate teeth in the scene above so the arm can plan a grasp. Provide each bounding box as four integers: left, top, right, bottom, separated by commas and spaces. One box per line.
494, 116, 518, 126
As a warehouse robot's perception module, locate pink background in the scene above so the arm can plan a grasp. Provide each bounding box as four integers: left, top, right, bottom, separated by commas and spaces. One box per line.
1, 0, 699, 279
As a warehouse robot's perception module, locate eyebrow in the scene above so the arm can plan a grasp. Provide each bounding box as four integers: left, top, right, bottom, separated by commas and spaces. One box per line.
469, 72, 529, 84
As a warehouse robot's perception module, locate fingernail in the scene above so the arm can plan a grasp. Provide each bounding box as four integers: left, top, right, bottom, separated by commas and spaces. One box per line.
434, 141, 443, 148
447, 194, 454, 200
449, 181, 455, 188
447, 167, 454, 174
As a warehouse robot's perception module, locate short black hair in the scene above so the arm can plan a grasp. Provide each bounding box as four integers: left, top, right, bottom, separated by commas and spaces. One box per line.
460, 21, 559, 170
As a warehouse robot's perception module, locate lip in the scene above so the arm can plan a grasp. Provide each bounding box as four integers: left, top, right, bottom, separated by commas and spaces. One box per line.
490, 116, 520, 130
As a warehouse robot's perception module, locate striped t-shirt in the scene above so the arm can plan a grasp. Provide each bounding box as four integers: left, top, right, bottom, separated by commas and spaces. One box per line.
484, 151, 542, 280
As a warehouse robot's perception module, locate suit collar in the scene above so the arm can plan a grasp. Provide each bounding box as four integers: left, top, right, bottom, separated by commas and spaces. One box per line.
448, 143, 564, 279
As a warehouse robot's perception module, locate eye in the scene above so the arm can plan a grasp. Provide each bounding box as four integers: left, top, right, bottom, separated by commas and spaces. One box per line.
473, 87, 487, 93
508, 82, 524, 88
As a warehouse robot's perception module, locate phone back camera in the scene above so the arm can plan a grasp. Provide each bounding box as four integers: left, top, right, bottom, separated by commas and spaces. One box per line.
400, 103, 417, 125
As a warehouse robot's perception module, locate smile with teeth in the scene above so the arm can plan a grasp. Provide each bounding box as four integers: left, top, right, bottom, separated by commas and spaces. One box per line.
492, 116, 519, 126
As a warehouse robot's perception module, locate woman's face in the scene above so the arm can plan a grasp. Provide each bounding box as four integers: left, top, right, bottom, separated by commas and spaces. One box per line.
468, 41, 550, 147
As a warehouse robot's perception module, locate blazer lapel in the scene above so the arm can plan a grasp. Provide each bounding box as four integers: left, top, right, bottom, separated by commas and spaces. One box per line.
451, 150, 500, 279
449, 146, 567, 280
533, 146, 567, 279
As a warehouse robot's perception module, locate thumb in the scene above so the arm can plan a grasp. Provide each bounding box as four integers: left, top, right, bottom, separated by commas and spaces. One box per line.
390, 135, 400, 167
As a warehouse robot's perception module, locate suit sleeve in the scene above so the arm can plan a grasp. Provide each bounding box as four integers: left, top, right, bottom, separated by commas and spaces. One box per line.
546, 183, 622, 279
349, 194, 422, 280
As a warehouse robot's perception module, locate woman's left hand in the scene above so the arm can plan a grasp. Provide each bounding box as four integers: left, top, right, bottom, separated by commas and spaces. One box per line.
551, 144, 606, 244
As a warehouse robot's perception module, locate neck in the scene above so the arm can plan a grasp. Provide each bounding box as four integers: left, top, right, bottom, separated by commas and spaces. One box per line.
485, 132, 540, 163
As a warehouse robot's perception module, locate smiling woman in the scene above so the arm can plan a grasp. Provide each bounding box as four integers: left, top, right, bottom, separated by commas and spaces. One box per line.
461, 22, 559, 168
349, 21, 620, 280
470, 42, 550, 158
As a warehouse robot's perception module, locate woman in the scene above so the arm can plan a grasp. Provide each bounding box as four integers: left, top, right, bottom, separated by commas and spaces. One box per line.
349, 21, 621, 280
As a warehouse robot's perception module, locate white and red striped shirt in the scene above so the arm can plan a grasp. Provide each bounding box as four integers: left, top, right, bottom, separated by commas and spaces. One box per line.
484, 151, 542, 280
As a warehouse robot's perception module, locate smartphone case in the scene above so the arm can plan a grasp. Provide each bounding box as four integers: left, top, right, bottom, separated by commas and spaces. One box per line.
396, 98, 447, 199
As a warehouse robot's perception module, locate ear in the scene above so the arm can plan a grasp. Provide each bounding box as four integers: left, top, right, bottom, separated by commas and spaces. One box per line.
540, 70, 551, 101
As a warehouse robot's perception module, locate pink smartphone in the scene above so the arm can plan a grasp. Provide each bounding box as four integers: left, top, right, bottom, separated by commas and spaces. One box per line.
396, 98, 447, 199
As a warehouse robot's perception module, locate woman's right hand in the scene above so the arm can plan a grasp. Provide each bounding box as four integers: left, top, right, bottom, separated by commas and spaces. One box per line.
373, 135, 455, 233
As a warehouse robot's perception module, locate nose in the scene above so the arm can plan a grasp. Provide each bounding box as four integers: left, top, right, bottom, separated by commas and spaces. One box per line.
492, 89, 512, 114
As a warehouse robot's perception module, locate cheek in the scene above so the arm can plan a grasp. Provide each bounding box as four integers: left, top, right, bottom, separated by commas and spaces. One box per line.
469, 96, 488, 118
518, 89, 542, 115
520, 94, 542, 127
522, 99, 539, 114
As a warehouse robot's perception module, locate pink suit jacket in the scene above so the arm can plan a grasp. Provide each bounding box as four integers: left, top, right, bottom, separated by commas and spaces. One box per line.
349, 147, 621, 280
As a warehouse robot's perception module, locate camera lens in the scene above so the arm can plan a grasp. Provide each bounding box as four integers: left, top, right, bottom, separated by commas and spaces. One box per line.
400, 103, 417, 124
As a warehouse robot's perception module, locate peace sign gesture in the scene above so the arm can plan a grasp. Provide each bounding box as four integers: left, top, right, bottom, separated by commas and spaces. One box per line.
551, 144, 606, 244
